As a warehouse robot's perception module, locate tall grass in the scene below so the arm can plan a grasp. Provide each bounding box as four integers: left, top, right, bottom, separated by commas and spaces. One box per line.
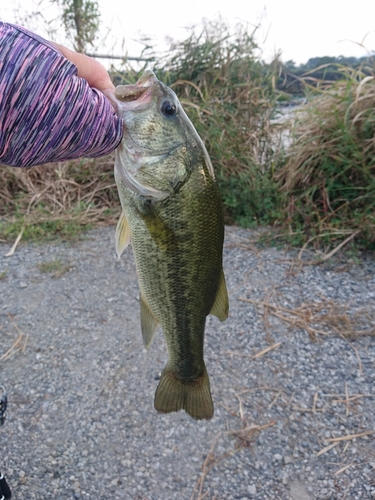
277, 63, 375, 250
0, 20, 282, 241
1, 22, 374, 254
154, 21, 283, 226
0, 156, 119, 241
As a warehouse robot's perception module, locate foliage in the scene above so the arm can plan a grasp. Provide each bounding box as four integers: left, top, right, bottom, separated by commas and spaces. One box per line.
152, 21, 283, 226
0, 157, 119, 242
1, 19, 374, 254
276, 63, 375, 250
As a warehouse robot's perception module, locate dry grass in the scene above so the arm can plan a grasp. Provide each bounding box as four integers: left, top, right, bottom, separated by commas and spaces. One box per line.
0, 155, 120, 241
190, 419, 275, 500
0, 315, 28, 362
239, 296, 375, 341
280, 73, 375, 192
155, 20, 283, 227
276, 64, 375, 248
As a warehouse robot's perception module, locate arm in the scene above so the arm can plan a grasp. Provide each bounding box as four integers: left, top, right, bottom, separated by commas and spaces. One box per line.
0, 22, 123, 168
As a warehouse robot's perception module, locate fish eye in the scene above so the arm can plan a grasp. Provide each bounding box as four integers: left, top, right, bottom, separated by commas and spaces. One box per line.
161, 100, 177, 117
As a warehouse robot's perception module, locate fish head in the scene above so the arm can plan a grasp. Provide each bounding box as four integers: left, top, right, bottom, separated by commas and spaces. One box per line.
113, 70, 214, 200
115, 70, 185, 154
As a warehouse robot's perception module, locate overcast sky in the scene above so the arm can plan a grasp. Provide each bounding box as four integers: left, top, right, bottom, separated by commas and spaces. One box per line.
2, 0, 375, 64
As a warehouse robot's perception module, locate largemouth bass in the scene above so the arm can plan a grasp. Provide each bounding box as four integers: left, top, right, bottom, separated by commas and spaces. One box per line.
113, 70, 228, 420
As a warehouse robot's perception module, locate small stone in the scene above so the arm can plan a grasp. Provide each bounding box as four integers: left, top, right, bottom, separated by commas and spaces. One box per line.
247, 484, 256, 495
290, 480, 312, 500
73, 481, 80, 492
284, 455, 293, 464
19, 282, 27, 288
274, 453, 282, 461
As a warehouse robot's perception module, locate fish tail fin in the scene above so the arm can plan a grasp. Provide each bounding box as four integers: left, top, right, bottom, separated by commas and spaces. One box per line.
154, 366, 213, 420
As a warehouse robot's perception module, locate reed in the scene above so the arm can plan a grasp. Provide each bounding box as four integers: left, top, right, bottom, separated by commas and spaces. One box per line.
276, 62, 375, 250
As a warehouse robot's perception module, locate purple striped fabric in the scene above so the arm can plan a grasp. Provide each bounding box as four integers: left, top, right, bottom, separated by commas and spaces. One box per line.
0, 22, 123, 167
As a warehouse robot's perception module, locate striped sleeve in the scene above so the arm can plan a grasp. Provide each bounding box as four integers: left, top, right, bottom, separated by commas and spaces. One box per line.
0, 22, 123, 167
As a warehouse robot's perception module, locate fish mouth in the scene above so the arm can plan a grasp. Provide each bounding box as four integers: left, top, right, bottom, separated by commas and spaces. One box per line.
114, 70, 159, 110
113, 71, 171, 200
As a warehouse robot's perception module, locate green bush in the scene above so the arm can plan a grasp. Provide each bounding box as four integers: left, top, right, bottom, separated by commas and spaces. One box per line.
2, 21, 373, 253
153, 20, 283, 227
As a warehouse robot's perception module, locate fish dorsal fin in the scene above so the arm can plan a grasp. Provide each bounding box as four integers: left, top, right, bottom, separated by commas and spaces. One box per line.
115, 212, 131, 257
140, 294, 159, 348
210, 269, 229, 321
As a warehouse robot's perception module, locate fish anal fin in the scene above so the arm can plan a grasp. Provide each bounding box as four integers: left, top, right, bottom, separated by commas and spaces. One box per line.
210, 269, 229, 321
154, 365, 213, 420
115, 212, 131, 258
140, 295, 158, 349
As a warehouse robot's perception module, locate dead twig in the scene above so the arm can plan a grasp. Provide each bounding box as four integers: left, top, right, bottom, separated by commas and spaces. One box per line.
334, 463, 354, 476
238, 297, 375, 340
325, 430, 375, 443
0, 315, 28, 361
190, 421, 275, 500
4, 226, 25, 257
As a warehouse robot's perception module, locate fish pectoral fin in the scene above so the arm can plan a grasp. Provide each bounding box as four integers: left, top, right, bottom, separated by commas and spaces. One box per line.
140, 295, 159, 348
154, 365, 214, 420
210, 269, 229, 321
141, 208, 178, 252
115, 212, 131, 258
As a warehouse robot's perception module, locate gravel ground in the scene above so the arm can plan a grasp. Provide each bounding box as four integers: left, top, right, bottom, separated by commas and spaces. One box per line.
0, 225, 374, 500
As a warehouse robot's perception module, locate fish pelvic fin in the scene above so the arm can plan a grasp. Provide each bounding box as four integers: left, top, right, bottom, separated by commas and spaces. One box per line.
154, 365, 213, 420
140, 294, 158, 348
210, 269, 229, 321
115, 212, 131, 257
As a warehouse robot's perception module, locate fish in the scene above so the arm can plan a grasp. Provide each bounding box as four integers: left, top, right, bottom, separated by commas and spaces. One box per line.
113, 70, 228, 420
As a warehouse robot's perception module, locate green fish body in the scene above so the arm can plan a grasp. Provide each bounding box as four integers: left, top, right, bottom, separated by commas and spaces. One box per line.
113, 71, 228, 420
